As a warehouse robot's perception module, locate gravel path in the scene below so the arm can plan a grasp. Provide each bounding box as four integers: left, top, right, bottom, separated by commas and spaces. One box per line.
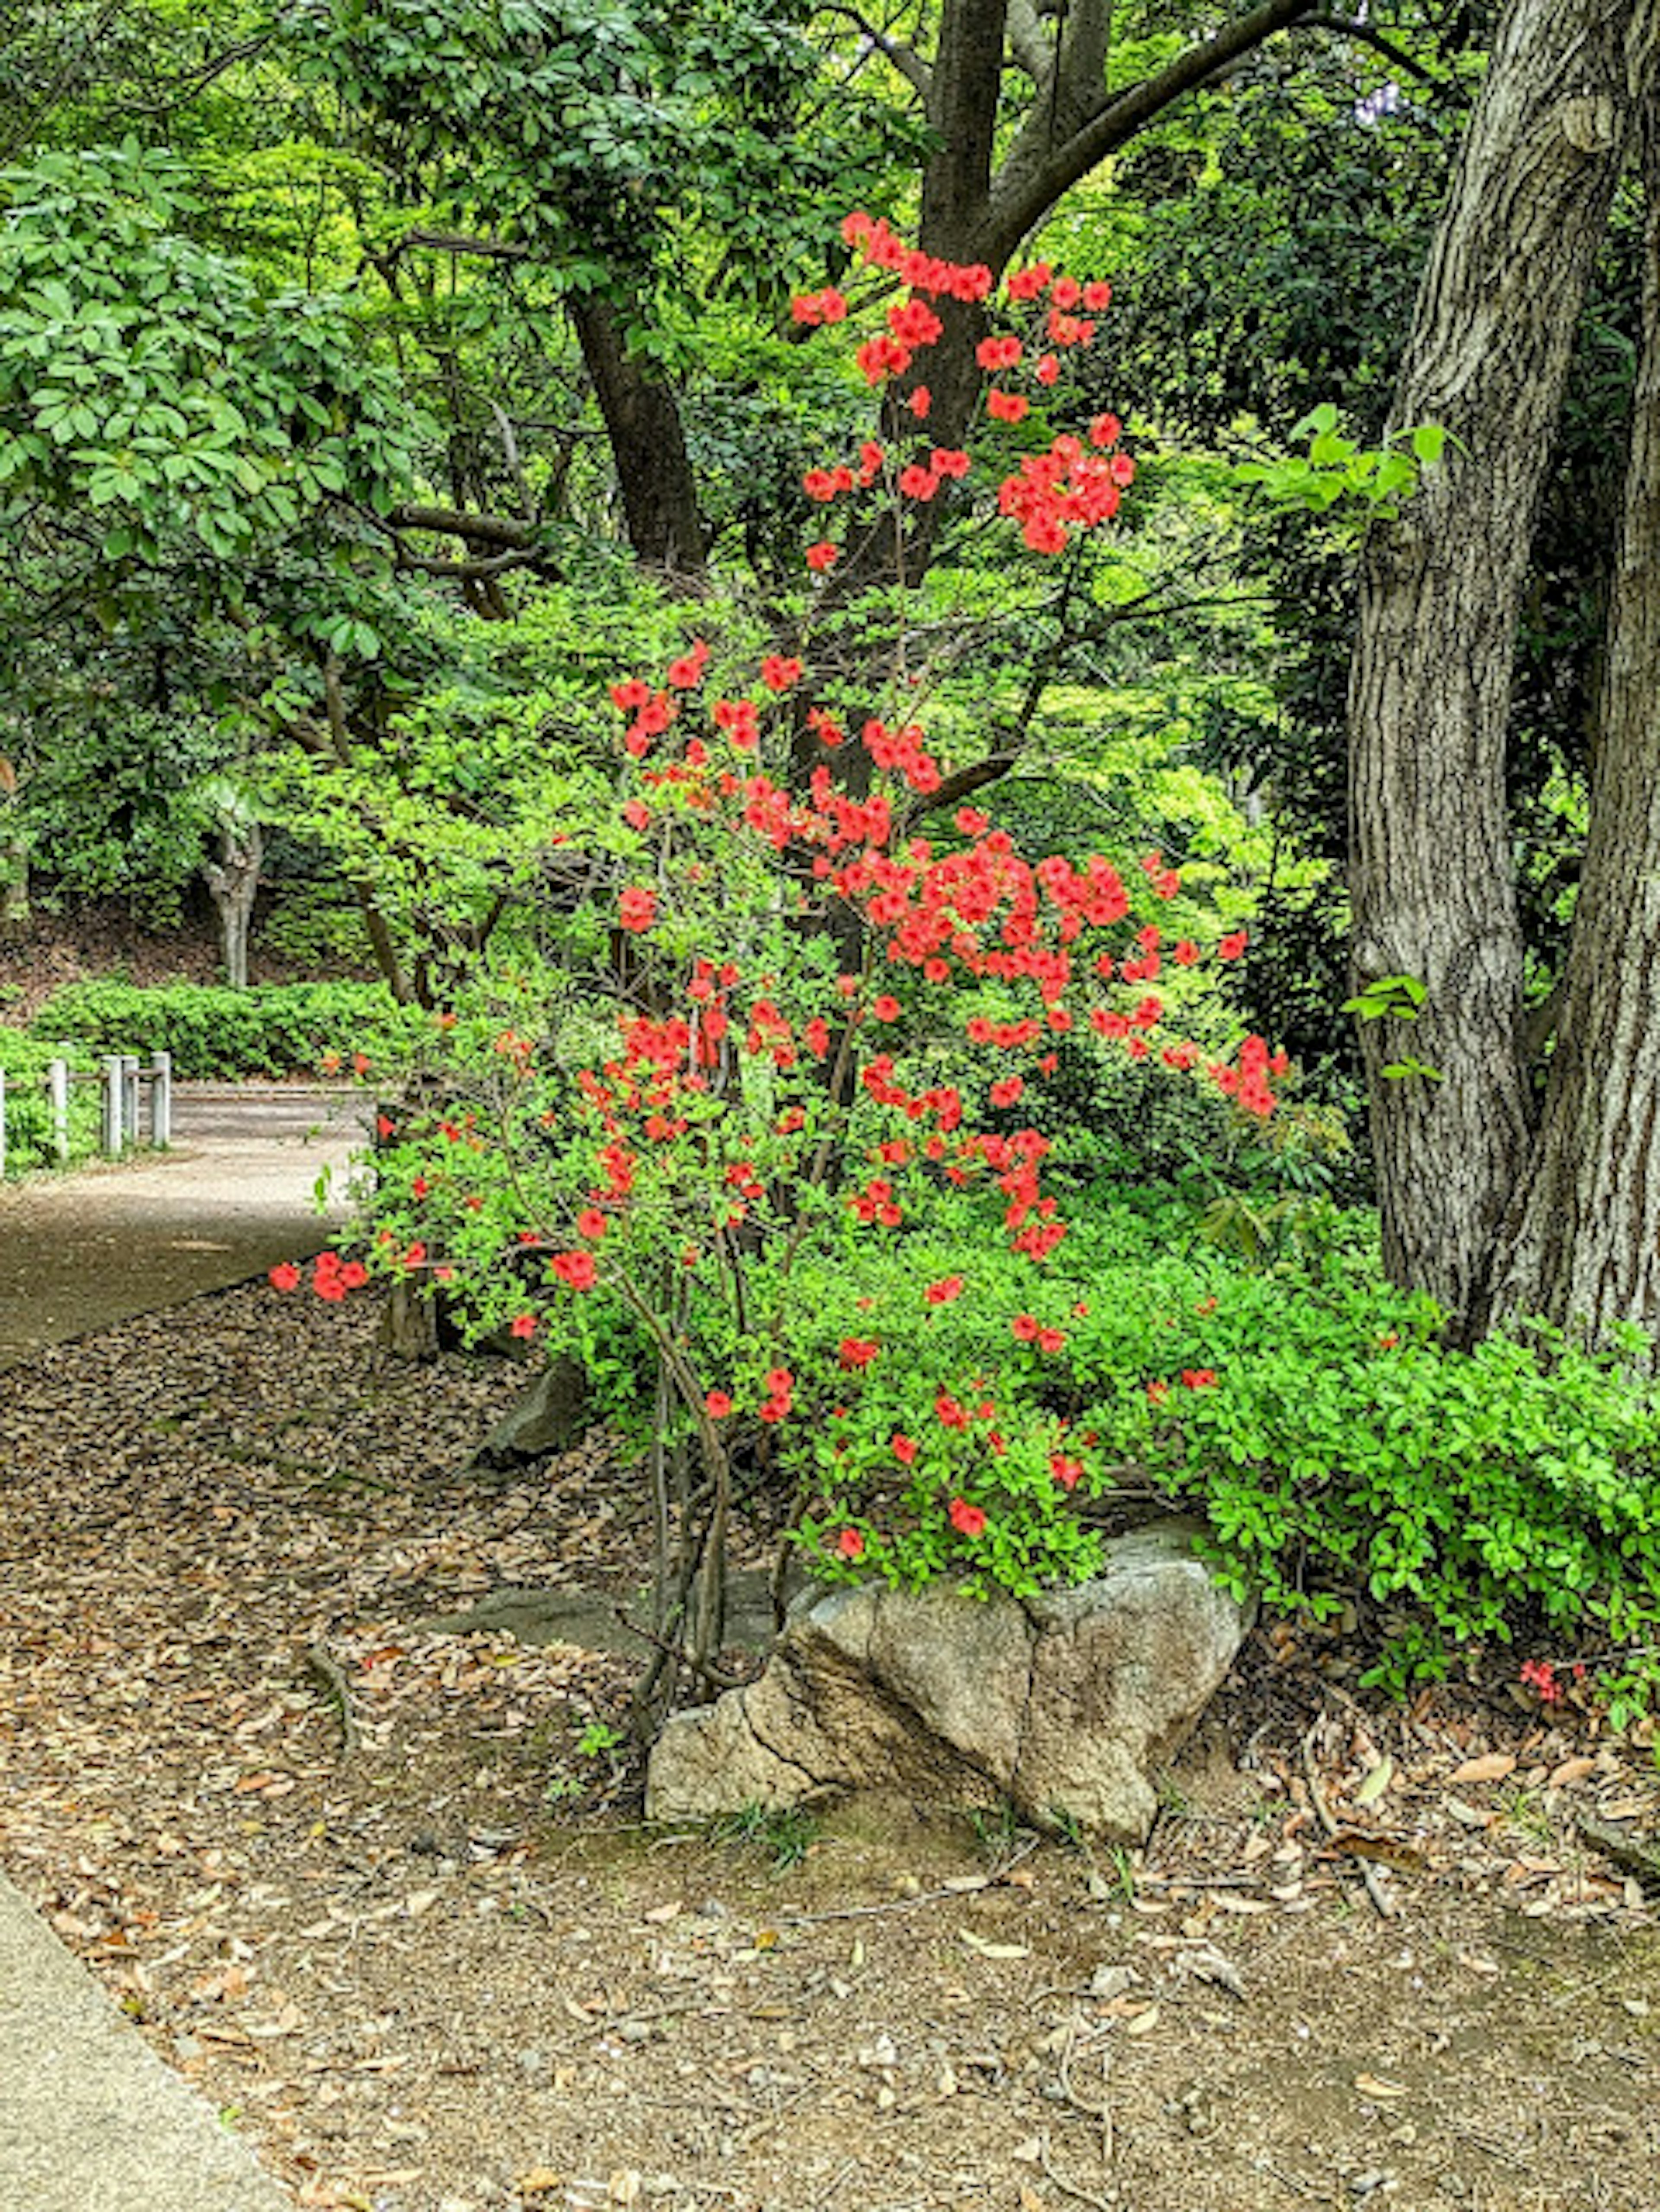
0, 1085, 363, 1367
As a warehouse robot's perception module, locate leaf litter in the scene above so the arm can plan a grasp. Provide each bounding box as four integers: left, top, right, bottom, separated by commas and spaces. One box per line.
0, 1282, 1657, 2212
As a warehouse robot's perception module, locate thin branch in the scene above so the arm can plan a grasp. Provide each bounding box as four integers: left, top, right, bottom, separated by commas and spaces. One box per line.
819, 3, 934, 99
1302, 14, 1440, 87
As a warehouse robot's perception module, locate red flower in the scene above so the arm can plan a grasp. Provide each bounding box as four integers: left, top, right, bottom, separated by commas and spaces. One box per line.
622, 798, 651, 831
510, 1314, 537, 1340
837, 1527, 866, 1560
924, 1275, 965, 1305
948, 1497, 986, 1537
1050, 1453, 1083, 1490
1037, 1328, 1066, 1354
806, 541, 839, 571
551, 1251, 598, 1292
1217, 931, 1248, 960
989, 1076, 1024, 1108
986, 387, 1029, 424
619, 886, 657, 933
576, 1208, 607, 1240
760, 655, 803, 692
758, 1398, 789, 1424
268, 1262, 301, 1293
871, 994, 901, 1021
1179, 1368, 1217, 1389
891, 1433, 918, 1466
1146, 1379, 1169, 1406
766, 1366, 795, 1395
840, 1339, 881, 1369
705, 1389, 733, 1419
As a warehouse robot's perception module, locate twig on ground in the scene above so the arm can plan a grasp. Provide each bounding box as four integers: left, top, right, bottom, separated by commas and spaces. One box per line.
1037, 2128, 1114, 2212
1302, 1725, 1394, 1919
301, 1640, 361, 1755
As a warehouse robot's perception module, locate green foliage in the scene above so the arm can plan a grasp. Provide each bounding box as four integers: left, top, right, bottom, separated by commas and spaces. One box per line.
30, 979, 398, 1079
782, 1198, 1660, 1704
0, 1030, 102, 1174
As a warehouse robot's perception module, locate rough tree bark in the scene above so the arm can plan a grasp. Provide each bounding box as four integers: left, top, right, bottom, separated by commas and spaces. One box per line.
1347, 0, 1649, 1335
1483, 86, 1660, 1340
568, 295, 706, 581
203, 814, 262, 991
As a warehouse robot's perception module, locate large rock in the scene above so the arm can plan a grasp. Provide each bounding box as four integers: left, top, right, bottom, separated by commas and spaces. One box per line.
645, 1519, 1253, 1841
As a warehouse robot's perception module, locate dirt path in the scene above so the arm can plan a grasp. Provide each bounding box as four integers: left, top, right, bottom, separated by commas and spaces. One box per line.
0, 1085, 361, 1366
1, 1286, 1657, 2212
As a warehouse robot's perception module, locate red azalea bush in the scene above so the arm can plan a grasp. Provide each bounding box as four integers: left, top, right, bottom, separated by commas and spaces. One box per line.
270, 218, 1287, 1650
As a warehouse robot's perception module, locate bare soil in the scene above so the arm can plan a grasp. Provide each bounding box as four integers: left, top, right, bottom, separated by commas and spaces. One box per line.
0, 1286, 1657, 2212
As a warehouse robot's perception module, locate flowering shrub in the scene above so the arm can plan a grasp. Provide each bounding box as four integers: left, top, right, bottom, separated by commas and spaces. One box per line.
271, 220, 1292, 1688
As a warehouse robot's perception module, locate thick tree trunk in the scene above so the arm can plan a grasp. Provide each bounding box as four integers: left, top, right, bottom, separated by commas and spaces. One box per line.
1347, 0, 1643, 1333
569, 295, 706, 580
1484, 95, 1660, 1343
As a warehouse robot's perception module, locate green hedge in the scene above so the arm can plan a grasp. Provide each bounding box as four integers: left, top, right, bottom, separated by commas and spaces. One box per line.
29, 980, 396, 1080
0, 1031, 102, 1173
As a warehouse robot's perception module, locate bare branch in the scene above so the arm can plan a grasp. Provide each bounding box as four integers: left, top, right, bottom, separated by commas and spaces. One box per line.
1301, 14, 1440, 88
1006, 0, 1055, 90
386, 503, 543, 550
990, 0, 1315, 259
820, 3, 933, 100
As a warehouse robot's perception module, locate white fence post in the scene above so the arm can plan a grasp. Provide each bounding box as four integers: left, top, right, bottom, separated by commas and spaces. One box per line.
150, 1051, 172, 1148
48, 1059, 69, 1164
121, 1054, 140, 1143
101, 1056, 124, 1155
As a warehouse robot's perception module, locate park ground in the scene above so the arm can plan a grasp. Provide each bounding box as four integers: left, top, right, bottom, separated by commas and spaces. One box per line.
0, 1283, 1657, 2212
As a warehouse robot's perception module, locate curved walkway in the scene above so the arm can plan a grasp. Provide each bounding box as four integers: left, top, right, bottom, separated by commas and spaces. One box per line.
1, 1083, 366, 2208
0, 1084, 361, 1368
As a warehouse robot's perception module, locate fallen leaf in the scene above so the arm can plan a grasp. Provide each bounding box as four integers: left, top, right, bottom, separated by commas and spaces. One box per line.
1548, 1757, 1596, 1790
1450, 1753, 1515, 1784
958, 1930, 1031, 1960
1125, 2004, 1161, 2036
516, 2172, 561, 2198
1354, 2074, 1408, 2100
1354, 1756, 1395, 1807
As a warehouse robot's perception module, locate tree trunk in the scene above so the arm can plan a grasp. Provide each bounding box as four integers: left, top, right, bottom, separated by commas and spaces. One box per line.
569, 295, 706, 580
204, 816, 263, 990
0, 831, 28, 943
1347, 0, 1644, 1334
1484, 89, 1660, 1342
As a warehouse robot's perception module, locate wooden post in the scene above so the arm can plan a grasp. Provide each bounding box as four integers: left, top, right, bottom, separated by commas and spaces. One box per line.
101, 1056, 123, 1155
0, 1067, 6, 1181
150, 1051, 172, 1148
48, 1059, 68, 1164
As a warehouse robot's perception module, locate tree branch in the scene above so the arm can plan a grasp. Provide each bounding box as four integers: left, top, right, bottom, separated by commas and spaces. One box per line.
990, 0, 1314, 259
820, 3, 933, 100
1302, 13, 1439, 88
1005, 0, 1054, 91
386, 503, 544, 550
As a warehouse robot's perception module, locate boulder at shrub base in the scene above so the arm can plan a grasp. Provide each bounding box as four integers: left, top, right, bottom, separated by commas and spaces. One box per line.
645, 1519, 1254, 1840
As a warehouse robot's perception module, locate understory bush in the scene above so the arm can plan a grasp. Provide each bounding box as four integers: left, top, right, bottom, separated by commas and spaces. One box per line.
0, 1028, 102, 1172
30, 979, 398, 1079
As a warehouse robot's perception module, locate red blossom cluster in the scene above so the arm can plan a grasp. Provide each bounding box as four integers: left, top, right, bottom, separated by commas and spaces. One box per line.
268, 1250, 368, 1302
788, 215, 1134, 570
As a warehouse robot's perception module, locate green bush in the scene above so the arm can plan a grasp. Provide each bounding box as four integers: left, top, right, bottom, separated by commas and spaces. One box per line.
29, 980, 399, 1079
768, 1192, 1660, 1704
0, 1030, 103, 1172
